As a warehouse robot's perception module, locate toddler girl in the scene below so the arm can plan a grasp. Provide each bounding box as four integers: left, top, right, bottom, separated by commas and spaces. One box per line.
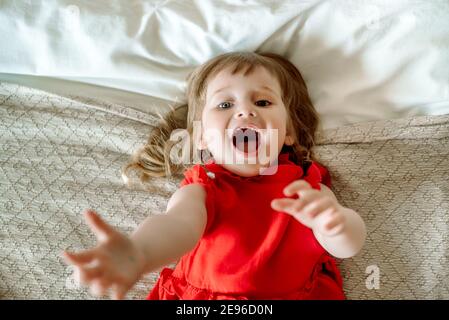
62, 52, 366, 300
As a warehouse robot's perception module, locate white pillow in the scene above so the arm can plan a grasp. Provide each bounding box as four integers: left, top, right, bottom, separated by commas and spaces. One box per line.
0, 0, 448, 129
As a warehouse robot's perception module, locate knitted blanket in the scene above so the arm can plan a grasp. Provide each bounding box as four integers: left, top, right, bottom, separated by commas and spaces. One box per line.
1, 82, 448, 299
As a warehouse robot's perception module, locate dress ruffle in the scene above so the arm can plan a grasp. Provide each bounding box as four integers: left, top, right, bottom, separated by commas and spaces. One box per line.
147, 254, 344, 300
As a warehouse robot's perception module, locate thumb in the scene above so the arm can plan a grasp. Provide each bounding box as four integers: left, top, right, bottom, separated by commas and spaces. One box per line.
83, 209, 116, 242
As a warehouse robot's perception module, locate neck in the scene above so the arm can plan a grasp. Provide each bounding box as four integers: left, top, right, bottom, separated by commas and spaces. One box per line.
219, 163, 265, 177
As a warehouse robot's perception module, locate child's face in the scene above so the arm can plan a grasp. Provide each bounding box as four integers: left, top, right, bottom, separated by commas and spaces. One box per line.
200, 66, 294, 177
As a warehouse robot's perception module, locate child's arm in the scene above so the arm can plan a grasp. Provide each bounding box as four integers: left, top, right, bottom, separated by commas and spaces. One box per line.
271, 181, 366, 259
62, 184, 207, 299
130, 183, 207, 273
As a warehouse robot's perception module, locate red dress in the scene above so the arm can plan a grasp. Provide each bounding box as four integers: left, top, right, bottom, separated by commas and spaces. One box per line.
147, 152, 345, 300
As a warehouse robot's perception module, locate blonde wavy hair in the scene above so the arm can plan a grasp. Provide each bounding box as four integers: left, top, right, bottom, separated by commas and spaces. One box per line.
122, 51, 319, 185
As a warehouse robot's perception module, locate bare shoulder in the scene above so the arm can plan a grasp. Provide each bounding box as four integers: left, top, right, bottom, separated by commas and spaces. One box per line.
166, 184, 207, 214
319, 183, 338, 201
162, 184, 208, 237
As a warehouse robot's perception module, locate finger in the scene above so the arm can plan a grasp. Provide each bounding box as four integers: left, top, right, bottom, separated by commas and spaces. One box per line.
89, 278, 112, 298
323, 213, 346, 236
283, 180, 312, 196
78, 265, 104, 285
83, 210, 116, 242
274, 198, 308, 217
62, 250, 95, 265
272, 192, 320, 216
289, 190, 322, 213
296, 188, 321, 201
314, 209, 344, 236
110, 283, 131, 300
301, 197, 335, 220
271, 198, 296, 212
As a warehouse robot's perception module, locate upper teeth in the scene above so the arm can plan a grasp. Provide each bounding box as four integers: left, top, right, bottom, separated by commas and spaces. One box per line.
229, 127, 261, 140
235, 127, 259, 133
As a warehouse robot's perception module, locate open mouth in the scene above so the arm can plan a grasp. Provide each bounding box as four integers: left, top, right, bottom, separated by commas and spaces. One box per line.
232, 127, 261, 154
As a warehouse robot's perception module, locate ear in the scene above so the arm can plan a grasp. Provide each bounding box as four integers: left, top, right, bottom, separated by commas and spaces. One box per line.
284, 123, 295, 146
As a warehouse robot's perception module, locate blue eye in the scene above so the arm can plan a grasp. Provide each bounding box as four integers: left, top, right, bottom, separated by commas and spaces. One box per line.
255, 100, 271, 107
218, 101, 233, 109
217, 100, 271, 109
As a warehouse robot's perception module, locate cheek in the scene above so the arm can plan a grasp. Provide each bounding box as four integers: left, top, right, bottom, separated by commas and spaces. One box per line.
203, 110, 228, 130
201, 111, 227, 146
201, 110, 215, 133
271, 110, 288, 135
274, 112, 289, 145
277, 128, 288, 146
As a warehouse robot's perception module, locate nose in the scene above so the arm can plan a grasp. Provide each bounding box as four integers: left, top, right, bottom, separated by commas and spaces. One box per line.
234, 104, 257, 119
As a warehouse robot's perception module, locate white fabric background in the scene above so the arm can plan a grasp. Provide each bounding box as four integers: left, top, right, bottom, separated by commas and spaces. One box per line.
0, 0, 448, 129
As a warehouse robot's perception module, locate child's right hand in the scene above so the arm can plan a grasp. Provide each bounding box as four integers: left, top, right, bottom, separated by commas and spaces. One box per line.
62, 210, 146, 300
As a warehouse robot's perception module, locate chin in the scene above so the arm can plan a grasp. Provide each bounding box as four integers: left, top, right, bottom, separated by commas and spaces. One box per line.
226, 163, 261, 177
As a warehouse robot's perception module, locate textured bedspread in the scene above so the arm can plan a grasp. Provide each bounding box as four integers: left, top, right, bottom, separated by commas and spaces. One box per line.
1, 82, 448, 299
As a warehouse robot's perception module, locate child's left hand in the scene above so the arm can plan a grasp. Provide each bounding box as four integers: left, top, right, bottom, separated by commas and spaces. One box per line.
271, 180, 346, 237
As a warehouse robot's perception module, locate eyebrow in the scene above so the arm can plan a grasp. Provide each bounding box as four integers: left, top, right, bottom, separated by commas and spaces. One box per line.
211, 85, 277, 99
